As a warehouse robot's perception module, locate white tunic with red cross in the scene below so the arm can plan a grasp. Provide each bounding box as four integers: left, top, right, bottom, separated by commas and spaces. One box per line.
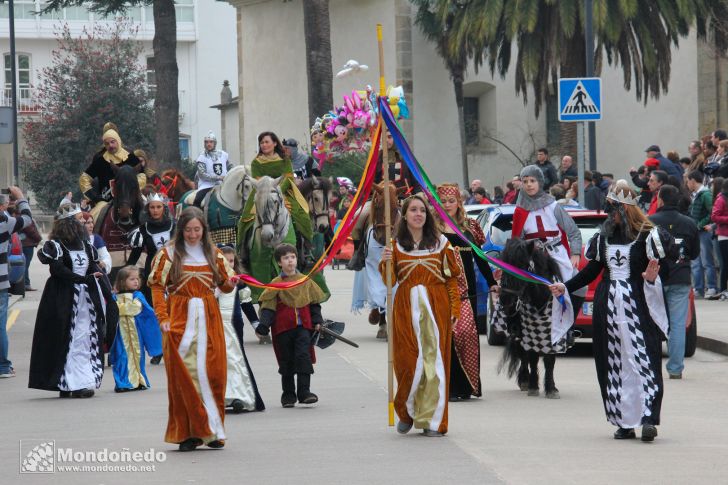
512, 201, 574, 284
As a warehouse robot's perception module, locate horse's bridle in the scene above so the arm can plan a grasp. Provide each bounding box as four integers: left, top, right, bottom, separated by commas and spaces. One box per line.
307, 184, 330, 223
259, 189, 283, 227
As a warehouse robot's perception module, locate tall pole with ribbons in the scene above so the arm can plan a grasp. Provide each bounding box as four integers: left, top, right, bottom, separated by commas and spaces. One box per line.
377, 24, 395, 428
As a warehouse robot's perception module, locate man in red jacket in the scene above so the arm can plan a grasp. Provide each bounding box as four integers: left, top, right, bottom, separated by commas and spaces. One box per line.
646, 170, 668, 215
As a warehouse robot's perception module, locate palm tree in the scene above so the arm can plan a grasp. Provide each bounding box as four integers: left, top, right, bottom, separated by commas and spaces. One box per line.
412, 0, 472, 186
301, 0, 334, 128
418, 0, 728, 157
43, 0, 181, 168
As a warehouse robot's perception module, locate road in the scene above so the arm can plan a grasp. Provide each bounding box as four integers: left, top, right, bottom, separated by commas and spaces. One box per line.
2, 263, 727, 484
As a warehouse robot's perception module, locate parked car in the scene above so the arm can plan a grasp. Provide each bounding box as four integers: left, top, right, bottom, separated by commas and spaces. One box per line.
473, 204, 697, 357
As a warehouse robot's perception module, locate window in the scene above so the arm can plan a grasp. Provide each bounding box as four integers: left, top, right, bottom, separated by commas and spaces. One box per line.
175, 0, 194, 22
546, 94, 560, 146
464, 97, 479, 147
4, 54, 31, 101
179, 137, 190, 160
146, 57, 156, 98
0, 0, 38, 19
64, 5, 90, 21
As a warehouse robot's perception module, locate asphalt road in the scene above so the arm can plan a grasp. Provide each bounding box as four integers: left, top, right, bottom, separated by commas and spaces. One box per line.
3, 263, 727, 484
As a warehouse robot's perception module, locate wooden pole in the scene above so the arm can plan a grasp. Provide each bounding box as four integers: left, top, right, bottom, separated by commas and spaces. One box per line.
377, 24, 395, 428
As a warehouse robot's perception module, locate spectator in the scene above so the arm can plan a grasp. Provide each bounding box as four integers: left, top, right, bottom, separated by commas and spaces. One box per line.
649, 185, 699, 379
679, 157, 691, 173
0, 187, 33, 380
665, 175, 691, 214
59, 191, 73, 206
687, 140, 705, 174
666, 150, 680, 166
561, 176, 576, 192
686, 170, 718, 299
549, 184, 566, 201
503, 180, 518, 204
710, 129, 728, 162
465, 179, 482, 204
711, 177, 725, 274
564, 182, 580, 207
703, 139, 717, 164
645, 144, 683, 178
559, 155, 577, 179
17, 207, 41, 291
336, 196, 352, 220
471, 187, 491, 204
630, 163, 655, 209
492, 186, 504, 205
715, 139, 728, 179
582, 171, 603, 211
534, 148, 558, 191
646, 170, 668, 215
710, 178, 728, 299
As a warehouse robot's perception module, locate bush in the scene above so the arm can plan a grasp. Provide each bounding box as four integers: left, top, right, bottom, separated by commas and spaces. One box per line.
23, 21, 154, 211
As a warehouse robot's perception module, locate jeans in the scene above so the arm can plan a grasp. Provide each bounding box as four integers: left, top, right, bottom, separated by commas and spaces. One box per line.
0, 289, 11, 373
22, 246, 34, 286
691, 231, 717, 294
664, 284, 690, 376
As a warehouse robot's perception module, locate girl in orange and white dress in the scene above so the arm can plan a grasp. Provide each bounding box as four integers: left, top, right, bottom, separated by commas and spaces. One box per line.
381, 195, 461, 437
148, 207, 238, 451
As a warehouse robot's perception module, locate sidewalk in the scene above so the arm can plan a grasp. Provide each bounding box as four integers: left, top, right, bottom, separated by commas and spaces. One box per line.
695, 299, 728, 355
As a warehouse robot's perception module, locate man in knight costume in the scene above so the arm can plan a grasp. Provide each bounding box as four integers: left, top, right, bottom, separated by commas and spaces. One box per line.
511, 165, 586, 330
194, 131, 233, 206
79, 122, 145, 220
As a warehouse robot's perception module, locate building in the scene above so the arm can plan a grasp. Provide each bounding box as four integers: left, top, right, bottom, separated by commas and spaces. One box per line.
0, 0, 238, 188
224, 0, 728, 189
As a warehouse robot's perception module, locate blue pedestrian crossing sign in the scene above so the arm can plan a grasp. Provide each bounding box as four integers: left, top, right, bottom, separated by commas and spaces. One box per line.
558, 77, 602, 122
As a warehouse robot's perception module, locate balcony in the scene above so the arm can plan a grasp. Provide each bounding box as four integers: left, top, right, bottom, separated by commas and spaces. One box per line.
1, 86, 40, 114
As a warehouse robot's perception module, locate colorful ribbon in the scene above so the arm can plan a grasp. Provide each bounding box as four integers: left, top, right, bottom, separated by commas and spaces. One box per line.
237, 119, 382, 289
378, 97, 561, 293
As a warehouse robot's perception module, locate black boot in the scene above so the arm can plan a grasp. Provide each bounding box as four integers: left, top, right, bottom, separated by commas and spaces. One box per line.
614, 428, 636, 440
297, 373, 318, 404
281, 375, 296, 408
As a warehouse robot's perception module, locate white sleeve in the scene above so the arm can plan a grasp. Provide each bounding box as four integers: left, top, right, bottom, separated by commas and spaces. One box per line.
97, 246, 112, 274
644, 276, 669, 337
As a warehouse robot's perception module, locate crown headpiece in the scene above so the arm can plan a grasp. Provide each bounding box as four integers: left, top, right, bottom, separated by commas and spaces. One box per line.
606, 189, 638, 206
145, 193, 168, 205
56, 203, 82, 220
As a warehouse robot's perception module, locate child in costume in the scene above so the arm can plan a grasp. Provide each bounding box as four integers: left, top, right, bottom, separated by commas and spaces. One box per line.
255, 243, 325, 408
217, 247, 265, 413
110, 266, 163, 392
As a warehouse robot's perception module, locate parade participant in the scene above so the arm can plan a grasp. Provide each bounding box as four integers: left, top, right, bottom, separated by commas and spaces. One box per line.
110, 266, 162, 392
218, 246, 265, 413
128, 193, 176, 301
512, 165, 585, 323
282, 138, 320, 180
134, 149, 163, 191
239, 131, 314, 252
79, 123, 143, 210
255, 243, 325, 408
380, 195, 461, 437
29, 203, 117, 398
148, 207, 238, 451
374, 131, 419, 197
193, 131, 232, 206
79, 212, 112, 274
436, 183, 499, 401
550, 182, 673, 442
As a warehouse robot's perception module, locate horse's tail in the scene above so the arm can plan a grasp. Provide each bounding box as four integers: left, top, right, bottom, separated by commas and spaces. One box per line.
497, 334, 526, 379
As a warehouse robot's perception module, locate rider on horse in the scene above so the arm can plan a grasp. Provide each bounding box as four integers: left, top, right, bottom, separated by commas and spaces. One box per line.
79, 122, 145, 219
193, 131, 233, 207
238, 132, 313, 247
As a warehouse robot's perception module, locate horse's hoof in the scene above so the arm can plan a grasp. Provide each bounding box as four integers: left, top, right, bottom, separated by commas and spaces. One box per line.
376, 327, 388, 340
545, 390, 560, 399
527, 388, 539, 397
368, 308, 381, 325
518, 382, 529, 392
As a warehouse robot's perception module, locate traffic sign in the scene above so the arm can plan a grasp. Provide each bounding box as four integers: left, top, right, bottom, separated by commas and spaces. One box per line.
558, 77, 601, 122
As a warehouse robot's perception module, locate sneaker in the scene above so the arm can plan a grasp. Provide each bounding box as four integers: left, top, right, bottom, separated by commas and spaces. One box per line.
720, 291, 728, 301
704, 288, 717, 299
0, 368, 16, 378
707, 290, 723, 300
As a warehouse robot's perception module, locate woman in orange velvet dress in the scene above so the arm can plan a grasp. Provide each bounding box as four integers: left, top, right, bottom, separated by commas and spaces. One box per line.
381, 195, 461, 437
148, 207, 237, 451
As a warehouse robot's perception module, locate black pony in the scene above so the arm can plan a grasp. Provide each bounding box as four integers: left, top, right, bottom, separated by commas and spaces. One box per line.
495, 238, 567, 399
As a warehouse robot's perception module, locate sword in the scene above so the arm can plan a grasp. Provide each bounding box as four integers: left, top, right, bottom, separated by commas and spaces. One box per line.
319, 325, 359, 348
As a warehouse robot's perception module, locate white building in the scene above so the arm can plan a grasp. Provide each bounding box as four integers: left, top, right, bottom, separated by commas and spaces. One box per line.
225, 0, 727, 189
0, 0, 239, 188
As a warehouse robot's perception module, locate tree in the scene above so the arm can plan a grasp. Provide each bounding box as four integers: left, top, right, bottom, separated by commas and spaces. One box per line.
412, 1, 472, 186
43, 0, 181, 167
302, 0, 334, 127
417, 0, 728, 157
23, 22, 154, 211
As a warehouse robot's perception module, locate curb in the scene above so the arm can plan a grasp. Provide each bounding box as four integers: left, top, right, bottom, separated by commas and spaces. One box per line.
697, 336, 728, 357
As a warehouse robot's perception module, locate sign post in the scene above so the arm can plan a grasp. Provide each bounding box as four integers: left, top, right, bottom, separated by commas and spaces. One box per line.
558, 77, 602, 208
